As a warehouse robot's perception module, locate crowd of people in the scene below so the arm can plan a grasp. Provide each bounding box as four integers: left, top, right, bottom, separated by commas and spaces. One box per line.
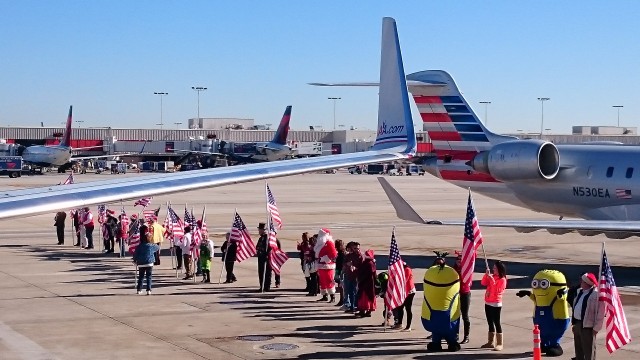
53, 213, 606, 358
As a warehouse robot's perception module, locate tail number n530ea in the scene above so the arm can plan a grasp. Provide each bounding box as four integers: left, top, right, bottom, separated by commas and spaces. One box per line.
573, 187, 610, 198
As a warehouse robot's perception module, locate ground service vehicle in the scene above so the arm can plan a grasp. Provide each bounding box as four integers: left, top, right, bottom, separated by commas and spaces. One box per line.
0, 156, 23, 178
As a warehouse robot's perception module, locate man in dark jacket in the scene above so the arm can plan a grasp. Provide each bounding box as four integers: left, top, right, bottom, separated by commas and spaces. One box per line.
105, 210, 119, 253
256, 222, 271, 292
221, 232, 237, 283
54, 211, 67, 245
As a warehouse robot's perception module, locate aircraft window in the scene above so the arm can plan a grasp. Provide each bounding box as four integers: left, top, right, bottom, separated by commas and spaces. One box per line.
606, 167, 614, 178
626, 168, 633, 179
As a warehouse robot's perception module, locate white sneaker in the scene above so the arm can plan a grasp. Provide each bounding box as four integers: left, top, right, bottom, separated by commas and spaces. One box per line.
146, 290, 151, 296
136, 290, 141, 295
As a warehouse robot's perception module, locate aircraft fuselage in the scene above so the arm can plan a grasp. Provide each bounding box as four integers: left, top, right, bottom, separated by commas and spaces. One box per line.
429, 144, 640, 221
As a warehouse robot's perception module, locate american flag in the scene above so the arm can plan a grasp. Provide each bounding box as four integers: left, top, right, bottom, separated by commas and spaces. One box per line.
128, 218, 141, 254
268, 219, 288, 274
185, 208, 200, 258
97, 204, 107, 224
120, 208, 129, 239
460, 191, 484, 288
599, 249, 631, 353
61, 173, 74, 185
384, 228, 407, 310
616, 189, 632, 199
167, 207, 184, 238
266, 183, 283, 229
200, 208, 208, 238
143, 207, 161, 221
230, 212, 256, 262
134, 197, 152, 207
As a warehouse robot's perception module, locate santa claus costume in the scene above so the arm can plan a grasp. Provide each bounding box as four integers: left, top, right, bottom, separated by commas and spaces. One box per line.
314, 228, 338, 302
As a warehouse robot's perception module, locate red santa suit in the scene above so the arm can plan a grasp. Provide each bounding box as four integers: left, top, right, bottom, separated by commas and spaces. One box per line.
314, 228, 337, 295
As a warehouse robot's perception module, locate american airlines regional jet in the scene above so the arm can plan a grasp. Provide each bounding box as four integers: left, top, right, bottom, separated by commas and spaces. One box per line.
0, 17, 416, 221
378, 70, 640, 239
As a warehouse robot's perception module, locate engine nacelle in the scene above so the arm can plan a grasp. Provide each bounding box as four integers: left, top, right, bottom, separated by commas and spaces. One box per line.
470, 140, 559, 182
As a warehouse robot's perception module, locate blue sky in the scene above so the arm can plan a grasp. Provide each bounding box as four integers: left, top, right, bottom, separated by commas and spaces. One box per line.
1, 1, 638, 134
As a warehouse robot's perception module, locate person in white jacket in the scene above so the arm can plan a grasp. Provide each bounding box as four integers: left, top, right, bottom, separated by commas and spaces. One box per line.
571, 273, 605, 360
180, 226, 193, 280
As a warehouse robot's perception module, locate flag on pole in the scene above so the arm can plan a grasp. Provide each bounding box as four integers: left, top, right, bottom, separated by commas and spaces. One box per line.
266, 183, 283, 229
128, 218, 141, 254
134, 197, 152, 207
384, 228, 407, 310
143, 207, 160, 221
599, 249, 631, 353
60, 173, 74, 185
460, 191, 484, 289
200, 208, 208, 238
268, 218, 288, 274
230, 212, 256, 262
186, 208, 200, 258
97, 204, 107, 224
120, 208, 129, 240
167, 207, 184, 238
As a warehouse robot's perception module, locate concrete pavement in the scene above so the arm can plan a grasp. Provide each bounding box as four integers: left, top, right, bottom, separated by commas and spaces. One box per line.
0, 172, 638, 359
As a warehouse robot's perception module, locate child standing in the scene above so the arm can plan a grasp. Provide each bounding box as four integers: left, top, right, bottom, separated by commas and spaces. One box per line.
199, 236, 214, 283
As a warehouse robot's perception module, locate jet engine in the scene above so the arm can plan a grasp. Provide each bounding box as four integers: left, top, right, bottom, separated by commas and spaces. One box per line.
469, 140, 559, 182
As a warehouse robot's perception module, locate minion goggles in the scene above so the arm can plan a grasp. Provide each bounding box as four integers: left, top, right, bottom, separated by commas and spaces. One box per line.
531, 279, 567, 289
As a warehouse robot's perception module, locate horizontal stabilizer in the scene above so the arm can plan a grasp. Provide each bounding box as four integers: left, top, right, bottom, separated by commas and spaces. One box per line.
377, 177, 640, 238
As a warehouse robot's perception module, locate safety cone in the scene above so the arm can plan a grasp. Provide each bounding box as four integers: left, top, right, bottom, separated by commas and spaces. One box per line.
533, 324, 542, 360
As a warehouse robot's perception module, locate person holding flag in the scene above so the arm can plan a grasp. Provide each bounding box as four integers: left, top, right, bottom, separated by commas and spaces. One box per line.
571, 272, 604, 360
220, 232, 237, 283
267, 219, 287, 288
149, 214, 165, 265
199, 232, 214, 283
460, 190, 485, 345
255, 222, 272, 292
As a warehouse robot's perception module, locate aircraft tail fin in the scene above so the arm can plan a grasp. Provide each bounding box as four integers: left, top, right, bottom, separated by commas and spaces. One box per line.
370, 17, 416, 155
406, 70, 516, 160
270, 106, 292, 145
60, 105, 73, 147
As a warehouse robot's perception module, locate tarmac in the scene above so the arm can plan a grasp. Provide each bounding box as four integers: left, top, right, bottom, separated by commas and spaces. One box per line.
0, 171, 638, 359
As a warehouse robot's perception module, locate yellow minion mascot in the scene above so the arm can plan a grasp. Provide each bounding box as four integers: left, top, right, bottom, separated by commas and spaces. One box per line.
422, 252, 461, 352
516, 269, 570, 357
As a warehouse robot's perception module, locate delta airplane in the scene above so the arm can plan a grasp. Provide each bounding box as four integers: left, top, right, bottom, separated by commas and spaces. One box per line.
375, 69, 640, 239
21, 106, 125, 171
0, 17, 415, 220
179, 106, 295, 163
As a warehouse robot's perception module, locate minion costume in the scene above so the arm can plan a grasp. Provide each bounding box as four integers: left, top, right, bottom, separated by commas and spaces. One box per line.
422, 252, 461, 352
516, 269, 570, 357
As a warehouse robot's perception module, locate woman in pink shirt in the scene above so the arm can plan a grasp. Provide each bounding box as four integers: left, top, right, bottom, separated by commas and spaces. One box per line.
480, 260, 507, 351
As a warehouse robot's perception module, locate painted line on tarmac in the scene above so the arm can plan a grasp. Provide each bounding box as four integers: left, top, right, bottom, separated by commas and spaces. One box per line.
0, 321, 58, 360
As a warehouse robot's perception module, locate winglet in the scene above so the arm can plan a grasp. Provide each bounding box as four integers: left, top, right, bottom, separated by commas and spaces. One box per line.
271, 105, 292, 145
60, 105, 73, 147
370, 17, 416, 155
377, 177, 426, 224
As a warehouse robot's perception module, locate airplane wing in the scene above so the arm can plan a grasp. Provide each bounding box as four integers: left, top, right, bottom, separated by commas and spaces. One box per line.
377, 177, 640, 239
0, 17, 416, 221
71, 153, 135, 161
170, 149, 225, 156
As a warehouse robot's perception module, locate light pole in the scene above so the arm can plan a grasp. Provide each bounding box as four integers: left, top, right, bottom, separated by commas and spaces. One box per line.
191, 86, 208, 121
174, 122, 182, 129
154, 92, 168, 129
479, 101, 491, 125
612, 105, 623, 127
537, 97, 550, 137
328, 97, 341, 130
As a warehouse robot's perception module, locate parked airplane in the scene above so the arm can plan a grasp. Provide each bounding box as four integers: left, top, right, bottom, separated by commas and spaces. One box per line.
178, 106, 295, 163
21, 106, 126, 172
377, 69, 640, 239
0, 17, 416, 220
